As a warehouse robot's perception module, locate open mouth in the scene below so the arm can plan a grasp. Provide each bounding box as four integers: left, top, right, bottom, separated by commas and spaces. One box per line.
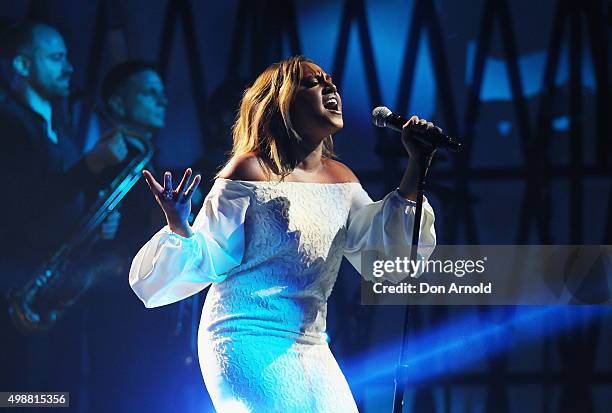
323, 96, 341, 113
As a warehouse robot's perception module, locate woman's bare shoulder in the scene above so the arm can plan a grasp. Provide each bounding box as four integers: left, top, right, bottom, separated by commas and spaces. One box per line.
326, 158, 360, 183
217, 152, 269, 181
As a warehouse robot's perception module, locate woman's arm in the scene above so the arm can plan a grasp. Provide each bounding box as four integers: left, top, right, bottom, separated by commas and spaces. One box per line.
130, 176, 250, 308
397, 116, 439, 201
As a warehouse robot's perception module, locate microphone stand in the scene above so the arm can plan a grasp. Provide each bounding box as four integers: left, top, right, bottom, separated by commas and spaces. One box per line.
391, 148, 435, 413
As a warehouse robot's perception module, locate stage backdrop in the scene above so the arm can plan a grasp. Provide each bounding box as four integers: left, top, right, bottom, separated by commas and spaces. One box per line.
1, 1, 610, 412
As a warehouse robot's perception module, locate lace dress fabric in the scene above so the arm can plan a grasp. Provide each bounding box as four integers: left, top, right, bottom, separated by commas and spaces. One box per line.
129, 179, 436, 413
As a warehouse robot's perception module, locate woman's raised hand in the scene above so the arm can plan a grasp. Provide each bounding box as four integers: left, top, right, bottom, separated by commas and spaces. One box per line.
142, 168, 201, 237
401, 115, 439, 165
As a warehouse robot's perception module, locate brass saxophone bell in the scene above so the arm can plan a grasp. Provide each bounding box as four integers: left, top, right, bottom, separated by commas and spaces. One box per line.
8, 277, 58, 334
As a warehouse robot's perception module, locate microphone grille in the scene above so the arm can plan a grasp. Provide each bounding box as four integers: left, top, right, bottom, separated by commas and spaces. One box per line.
371, 106, 392, 128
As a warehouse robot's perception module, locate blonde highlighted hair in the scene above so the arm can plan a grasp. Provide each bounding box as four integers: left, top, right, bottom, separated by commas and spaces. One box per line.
217, 56, 335, 180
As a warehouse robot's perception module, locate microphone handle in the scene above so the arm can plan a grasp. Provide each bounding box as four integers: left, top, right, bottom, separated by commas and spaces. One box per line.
386, 113, 461, 152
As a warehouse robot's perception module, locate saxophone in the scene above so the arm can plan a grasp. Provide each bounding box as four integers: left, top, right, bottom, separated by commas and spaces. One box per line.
7, 124, 154, 334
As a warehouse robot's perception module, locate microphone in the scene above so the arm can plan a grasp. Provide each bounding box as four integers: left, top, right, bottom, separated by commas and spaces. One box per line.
371, 106, 462, 152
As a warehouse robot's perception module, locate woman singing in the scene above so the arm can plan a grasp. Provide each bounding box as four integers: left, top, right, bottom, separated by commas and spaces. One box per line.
130, 56, 437, 412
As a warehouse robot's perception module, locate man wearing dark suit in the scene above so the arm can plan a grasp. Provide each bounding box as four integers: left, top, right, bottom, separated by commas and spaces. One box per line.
0, 21, 127, 399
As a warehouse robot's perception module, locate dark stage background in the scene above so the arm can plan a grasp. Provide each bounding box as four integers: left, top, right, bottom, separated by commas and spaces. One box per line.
1, 0, 611, 412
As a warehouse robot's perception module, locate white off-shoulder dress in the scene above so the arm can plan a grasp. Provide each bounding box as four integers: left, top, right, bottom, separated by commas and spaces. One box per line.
129, 178, 436, 413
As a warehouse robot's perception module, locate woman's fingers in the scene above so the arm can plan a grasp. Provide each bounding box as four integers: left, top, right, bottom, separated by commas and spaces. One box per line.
183, 174, 202, 201
176, 168, 193, 201
143, 168, 201, 205
142, 169, 163, 196
407, 117, 431, 133
160, 172, 176, 202
163, 171, 173, 193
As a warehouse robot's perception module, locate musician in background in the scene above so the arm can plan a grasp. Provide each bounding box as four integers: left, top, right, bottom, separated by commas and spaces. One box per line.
85, 61, 198, 412
101, 60, 167, 135
88, 61, 169, 255
0, 21, 127, 271
0, 21, 126, 394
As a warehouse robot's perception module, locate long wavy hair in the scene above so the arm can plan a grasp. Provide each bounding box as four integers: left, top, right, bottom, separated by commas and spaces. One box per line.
217, 56, 335, 180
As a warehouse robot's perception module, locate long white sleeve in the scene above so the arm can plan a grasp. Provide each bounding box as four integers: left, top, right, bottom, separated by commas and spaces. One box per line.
129, 180, 251, 308
344, 186, 436, 282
